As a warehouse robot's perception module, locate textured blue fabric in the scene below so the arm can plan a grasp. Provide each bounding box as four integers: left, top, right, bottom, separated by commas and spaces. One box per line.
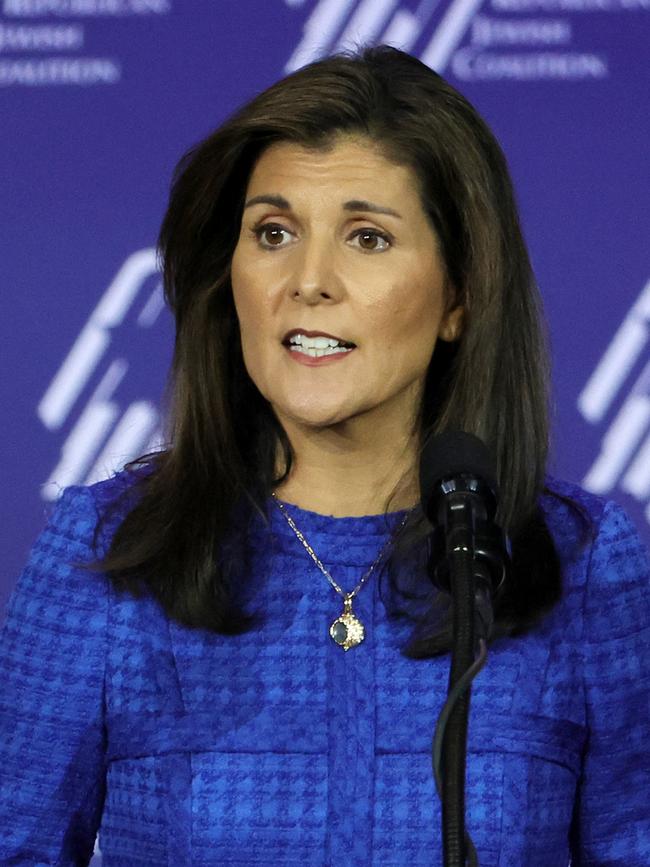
0, 475, 649, 866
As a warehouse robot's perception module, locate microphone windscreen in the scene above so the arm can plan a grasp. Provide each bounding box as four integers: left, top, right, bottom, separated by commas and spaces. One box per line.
419, 431, 497, 501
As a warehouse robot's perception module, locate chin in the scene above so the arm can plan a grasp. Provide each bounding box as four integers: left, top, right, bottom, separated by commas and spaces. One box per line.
277, 400, 359, 430
289, 411, 350, 429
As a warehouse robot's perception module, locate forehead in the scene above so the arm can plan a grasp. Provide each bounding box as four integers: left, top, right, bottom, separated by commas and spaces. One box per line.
245, 135, 421, 201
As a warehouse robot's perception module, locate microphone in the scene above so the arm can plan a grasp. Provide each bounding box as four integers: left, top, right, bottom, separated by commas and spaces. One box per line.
419, 430, 507, 639
420, 430, 497, 521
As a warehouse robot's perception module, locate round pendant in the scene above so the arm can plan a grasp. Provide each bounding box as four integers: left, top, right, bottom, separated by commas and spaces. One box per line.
329, 597, 364, 651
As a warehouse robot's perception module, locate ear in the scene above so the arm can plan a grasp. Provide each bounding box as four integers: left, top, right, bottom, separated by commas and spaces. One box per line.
438, 305, 464, 342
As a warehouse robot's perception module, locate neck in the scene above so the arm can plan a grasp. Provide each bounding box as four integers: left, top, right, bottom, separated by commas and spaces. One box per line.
273, 414, 421, 517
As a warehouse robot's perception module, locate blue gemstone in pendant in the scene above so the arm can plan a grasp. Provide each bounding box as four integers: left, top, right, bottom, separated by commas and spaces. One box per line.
331, 620, 348, 645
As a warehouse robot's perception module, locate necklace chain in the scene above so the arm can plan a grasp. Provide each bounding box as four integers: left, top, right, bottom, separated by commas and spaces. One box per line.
271, 493, 411, 601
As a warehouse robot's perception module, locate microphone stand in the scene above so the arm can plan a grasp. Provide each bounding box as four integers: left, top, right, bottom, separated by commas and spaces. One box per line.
440, 496, 477, 866
431, 494, 497, 867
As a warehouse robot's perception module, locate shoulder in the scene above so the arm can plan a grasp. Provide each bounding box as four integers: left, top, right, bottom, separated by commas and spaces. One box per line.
3, 480, 131, 642
541, 475, 607, 524
45, 465, 150, 558
541, 475, 647, 553
540, 475, 649, 604
538, 474, 642, 550
85, 464, 151, 512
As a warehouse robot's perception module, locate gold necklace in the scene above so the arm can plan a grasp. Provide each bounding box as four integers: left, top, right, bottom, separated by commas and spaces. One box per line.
272, 494, 411, 651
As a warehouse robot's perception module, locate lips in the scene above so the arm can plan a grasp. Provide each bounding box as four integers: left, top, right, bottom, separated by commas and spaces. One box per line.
281, 328, 356, 347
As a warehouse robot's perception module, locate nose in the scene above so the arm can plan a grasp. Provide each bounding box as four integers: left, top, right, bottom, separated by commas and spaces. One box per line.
289, 237, 343, 304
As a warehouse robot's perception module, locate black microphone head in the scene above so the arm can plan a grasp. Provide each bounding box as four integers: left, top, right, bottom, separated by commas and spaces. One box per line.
419, 431, 507, 599
419, 430, 497, 505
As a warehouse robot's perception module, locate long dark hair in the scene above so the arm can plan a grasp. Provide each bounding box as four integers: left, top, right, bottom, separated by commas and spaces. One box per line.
97, 45, 573, 655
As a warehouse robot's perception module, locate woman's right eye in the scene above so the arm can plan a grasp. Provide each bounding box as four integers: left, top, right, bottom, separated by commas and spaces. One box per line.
252, 223, 292, 249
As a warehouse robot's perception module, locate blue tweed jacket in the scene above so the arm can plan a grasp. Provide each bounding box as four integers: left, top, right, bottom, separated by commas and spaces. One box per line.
0, 475, 649, 866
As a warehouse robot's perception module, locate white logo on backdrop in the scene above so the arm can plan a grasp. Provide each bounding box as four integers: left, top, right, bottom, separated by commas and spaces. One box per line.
284, 0, 486, 74
38, 248, 168, 501
283, 0, 631, 79
579, 279, 650, 525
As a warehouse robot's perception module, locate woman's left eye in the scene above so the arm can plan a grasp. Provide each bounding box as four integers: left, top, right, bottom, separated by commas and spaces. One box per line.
349, 229, 392, 252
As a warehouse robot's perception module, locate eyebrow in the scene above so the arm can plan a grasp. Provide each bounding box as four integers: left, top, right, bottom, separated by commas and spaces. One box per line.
243, 194, 402, 219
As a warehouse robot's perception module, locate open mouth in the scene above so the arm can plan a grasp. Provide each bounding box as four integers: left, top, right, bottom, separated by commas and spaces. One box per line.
282, 330, 356, 358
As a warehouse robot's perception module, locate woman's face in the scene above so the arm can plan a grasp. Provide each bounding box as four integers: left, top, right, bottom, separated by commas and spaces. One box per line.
230, 135, 462, 433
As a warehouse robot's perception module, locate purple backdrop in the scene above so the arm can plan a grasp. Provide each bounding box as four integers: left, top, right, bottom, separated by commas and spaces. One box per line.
1, 3, 648, 860
3, 0, 649, 610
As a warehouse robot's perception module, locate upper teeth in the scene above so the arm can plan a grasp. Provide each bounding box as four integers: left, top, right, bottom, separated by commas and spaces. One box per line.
288, 334, 347, 348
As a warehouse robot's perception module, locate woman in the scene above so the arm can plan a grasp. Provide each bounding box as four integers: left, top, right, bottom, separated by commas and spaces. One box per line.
0, 45, 648, 866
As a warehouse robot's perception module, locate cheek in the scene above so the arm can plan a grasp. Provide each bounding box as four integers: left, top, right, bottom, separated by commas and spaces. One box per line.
230, 248, 252, 322
231, 252, 282, 332
230, 267, 280, 399
366, 282, 445, 351
230, 267, 260, 380
231, 270, 264, 347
